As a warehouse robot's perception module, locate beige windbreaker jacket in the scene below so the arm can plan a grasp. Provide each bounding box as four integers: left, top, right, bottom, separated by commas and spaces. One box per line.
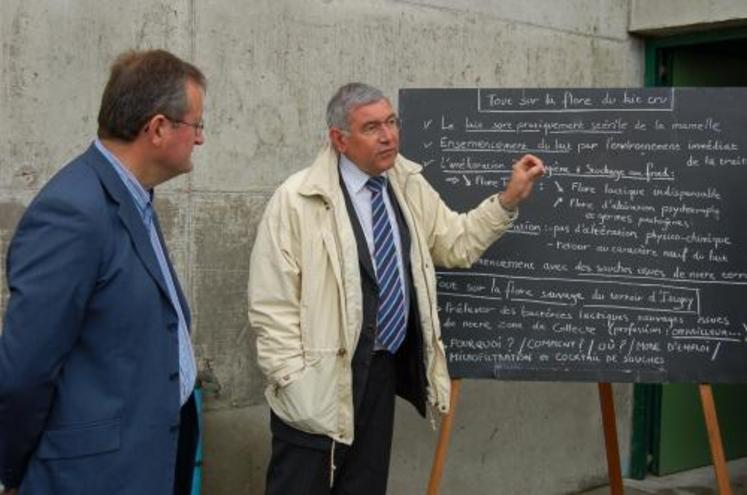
248, 143, 517, 445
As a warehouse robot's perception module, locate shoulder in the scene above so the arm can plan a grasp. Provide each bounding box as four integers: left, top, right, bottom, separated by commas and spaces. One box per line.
275, 167, 313, 196
20, 150, 110, 233
266, 166, 319, 214
40, 148, 105, 201
390, 154, 435, 200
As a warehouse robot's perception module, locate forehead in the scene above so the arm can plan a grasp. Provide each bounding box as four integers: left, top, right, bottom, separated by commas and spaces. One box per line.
185, 80, 204, 114
348, 99, 394, 125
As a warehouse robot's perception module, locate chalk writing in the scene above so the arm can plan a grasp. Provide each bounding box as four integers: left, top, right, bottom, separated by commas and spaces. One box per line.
401, 87, 747, 383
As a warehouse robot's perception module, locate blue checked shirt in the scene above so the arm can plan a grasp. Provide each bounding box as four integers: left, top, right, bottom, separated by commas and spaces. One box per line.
94, 139, 196, 406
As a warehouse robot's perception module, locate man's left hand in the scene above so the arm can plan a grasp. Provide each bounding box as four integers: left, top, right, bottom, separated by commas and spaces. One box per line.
498, 153, 545, 210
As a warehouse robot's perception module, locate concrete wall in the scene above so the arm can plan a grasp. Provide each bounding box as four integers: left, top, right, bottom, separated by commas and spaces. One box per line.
630, 0, 747, 35
1, 1, 644, 493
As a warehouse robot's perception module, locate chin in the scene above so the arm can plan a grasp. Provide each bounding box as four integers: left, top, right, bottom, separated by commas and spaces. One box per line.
375, 159, 396, 174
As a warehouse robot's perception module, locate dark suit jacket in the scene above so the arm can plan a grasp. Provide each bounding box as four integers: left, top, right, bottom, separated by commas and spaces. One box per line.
0, 144, 197, 494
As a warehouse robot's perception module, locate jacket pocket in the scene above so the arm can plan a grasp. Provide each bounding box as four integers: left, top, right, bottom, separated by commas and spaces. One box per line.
35, 418, 121, 459
269, 353, 338, 435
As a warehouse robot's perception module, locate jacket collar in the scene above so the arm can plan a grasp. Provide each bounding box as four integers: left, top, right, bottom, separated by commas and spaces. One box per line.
82, 143, 173, 303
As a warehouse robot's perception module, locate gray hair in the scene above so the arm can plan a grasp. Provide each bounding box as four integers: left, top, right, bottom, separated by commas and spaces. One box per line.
326, 82, 387, 131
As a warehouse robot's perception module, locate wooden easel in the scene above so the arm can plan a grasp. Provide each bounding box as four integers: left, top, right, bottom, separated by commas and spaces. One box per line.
597, 382, 624, 495
426, 380, 462, 495
699, 384, 733, 495
425, 380, 733, 495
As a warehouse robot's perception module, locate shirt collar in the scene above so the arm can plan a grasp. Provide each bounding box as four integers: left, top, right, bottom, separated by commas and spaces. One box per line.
339, 154, 387, 194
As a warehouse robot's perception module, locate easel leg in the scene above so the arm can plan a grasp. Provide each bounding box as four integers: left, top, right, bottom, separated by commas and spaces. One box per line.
598, 383, 624, 495
699, 384, 733, 495
426, 379, 462, 495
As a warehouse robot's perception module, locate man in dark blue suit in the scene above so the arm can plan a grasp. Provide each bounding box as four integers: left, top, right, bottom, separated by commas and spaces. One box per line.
0, 49, 206, 494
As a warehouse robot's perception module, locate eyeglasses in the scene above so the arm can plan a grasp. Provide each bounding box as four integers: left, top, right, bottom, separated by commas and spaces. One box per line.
358, 117, 400, 137
166, 116, 205, 135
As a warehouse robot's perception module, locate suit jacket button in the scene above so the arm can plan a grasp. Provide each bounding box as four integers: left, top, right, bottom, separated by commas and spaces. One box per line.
170, 425, 179, 433
170, 372, 179, 381
337, 348, 346, 357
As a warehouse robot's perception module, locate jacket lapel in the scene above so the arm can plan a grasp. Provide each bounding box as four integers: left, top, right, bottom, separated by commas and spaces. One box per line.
151, 212, 191, 327
387, 181, 412, 269
84, 144, 171, 300
338, 173, 377, 283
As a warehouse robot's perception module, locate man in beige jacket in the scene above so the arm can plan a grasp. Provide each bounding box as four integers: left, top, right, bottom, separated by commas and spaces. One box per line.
248, 82, 544, 494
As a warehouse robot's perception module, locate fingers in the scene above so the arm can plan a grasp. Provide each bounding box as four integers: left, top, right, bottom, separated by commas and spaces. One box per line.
516, 153, 542, 166
527, 162, 545, 181
514, 154, 545, 181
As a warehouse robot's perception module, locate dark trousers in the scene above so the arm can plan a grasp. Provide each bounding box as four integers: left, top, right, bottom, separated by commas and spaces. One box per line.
174, 396, 198, 495
265, 352, 397, 495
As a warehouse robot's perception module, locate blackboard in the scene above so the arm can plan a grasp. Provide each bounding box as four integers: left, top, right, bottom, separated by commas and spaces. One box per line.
399, 87, 747, 383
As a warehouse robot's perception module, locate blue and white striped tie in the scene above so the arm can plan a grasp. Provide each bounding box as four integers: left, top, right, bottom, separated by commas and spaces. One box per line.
366, 176, 407, 353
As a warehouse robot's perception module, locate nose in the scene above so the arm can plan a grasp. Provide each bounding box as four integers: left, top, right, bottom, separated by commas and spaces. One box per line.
378, 124, 396, 143
194, 130, 205, 146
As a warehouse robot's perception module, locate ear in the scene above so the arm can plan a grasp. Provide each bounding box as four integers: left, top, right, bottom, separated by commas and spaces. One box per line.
142, 114, 169, 146
329, 128, 347, 154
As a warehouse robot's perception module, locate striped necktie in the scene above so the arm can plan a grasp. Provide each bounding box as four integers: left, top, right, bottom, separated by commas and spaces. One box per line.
366, 176, 407, 353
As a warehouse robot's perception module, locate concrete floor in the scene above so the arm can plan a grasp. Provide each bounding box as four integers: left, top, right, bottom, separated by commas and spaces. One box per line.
579, 458, 747, 495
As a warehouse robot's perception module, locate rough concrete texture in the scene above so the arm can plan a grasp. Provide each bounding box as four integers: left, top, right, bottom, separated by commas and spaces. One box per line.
201, 405, 272, 494
630, 0, 747, 35
395, 0, 631, 39
203, 383, 633, 494
2, 0, 714, 492
0, 1, 194, 192
194, 0, 644, 193
390, 381, 633, 494
0, 194, 33, 316
191, 194, 269, 409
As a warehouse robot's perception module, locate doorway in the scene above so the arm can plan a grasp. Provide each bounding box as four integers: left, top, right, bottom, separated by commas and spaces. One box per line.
631, 28, 747, 478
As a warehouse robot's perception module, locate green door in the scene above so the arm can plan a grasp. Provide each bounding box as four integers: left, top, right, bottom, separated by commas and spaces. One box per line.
631, 30, 747, 478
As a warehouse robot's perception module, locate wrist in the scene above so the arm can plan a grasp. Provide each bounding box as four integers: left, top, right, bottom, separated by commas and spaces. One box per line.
498, 192, 518, 211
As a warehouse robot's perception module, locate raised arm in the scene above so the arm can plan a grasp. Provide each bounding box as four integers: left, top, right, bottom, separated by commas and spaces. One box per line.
415, 153, 544, 268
